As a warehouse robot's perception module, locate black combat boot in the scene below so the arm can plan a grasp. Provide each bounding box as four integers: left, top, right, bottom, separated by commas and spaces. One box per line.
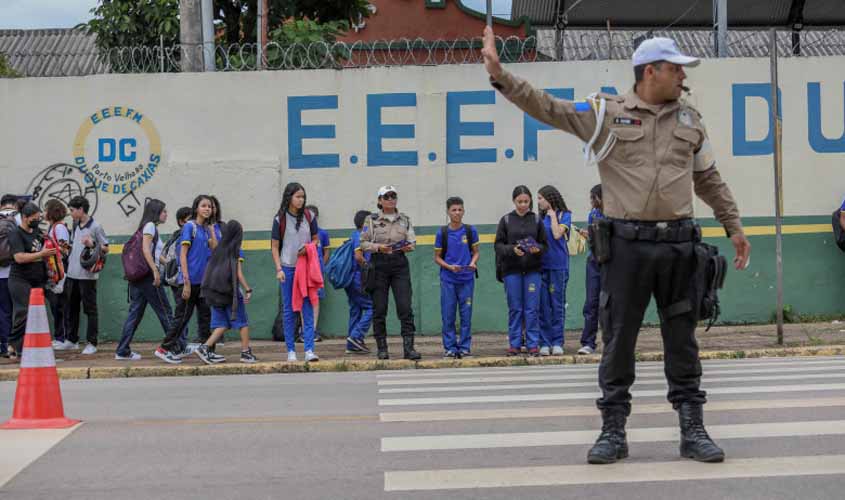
678, 402, 725, 463
402, 336, 421, 360
587, 410, 629, 464
376, 337, 389, 360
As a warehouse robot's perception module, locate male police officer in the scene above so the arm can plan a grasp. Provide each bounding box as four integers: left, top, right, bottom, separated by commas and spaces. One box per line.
482, 29, 751, 464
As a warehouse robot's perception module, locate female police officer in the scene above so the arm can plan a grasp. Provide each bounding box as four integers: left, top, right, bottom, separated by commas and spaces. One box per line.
358, 186, 421, 360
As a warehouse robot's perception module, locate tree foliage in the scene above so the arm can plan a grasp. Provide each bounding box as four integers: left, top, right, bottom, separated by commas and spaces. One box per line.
84, 0, 180, 51
0, 52, 21, 78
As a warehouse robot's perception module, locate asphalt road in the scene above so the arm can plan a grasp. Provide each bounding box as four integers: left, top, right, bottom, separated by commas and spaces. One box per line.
2, 356, 845, 499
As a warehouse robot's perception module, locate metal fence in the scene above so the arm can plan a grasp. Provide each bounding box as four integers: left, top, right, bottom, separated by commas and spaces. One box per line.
2, 28, 845, 78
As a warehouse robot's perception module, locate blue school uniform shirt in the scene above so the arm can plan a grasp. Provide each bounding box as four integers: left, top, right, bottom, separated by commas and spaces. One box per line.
350, 229, 371, 285
434, 224, 479, 284
586, 208, 605, 258
317, 228, 330, 269
177, 221, 212, 285
541, 211, 572, 271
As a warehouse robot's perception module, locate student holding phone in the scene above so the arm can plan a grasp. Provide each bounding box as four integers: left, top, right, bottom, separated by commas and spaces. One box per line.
494, 185, 547, 356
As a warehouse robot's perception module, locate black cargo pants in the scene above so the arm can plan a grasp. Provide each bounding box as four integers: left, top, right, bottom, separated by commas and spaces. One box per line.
370, 253, 415, 341
597, 220, 706, 416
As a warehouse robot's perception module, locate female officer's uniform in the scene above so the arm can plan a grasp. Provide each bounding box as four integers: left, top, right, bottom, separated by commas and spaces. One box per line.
359, 187, 421, 360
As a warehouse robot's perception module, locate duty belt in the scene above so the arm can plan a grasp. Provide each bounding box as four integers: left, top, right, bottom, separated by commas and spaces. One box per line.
610, 219, 701, 243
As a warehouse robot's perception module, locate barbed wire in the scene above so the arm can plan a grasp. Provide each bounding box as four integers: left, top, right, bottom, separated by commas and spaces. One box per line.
3, 29, 845, 78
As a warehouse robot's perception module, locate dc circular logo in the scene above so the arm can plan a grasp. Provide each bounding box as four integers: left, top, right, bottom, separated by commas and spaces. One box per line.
72, 106, 162, 196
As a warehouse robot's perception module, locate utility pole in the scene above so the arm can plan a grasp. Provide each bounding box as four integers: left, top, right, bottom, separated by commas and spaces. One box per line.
201, 0, 215, 71
715, 0, 728, 57
257, 0, 268, 69
179, 0, 204, 72
770, 28, 785, 345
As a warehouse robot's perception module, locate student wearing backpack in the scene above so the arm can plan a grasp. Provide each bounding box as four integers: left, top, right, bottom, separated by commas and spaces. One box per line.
65, 196, 109, 355
434, 197, 479, 358
42, 200, 71, 350
160, 206, 192, 353
116, 199, 174, 360
579, 184, 604, 355
155, 196, 215, 364
344, 210, 374, 354
271, 183, 320, 362
6, 202, 57, 359
495, 185, 547, 356
537, 185, 572, 356
195, 220, 257, 364
0, 194, 20, 358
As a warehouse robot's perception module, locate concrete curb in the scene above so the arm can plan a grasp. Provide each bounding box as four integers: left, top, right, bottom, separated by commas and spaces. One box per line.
1, 345, 843, 382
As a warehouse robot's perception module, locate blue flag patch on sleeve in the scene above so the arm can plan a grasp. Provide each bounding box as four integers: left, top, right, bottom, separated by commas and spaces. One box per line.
574, 101, 591, 112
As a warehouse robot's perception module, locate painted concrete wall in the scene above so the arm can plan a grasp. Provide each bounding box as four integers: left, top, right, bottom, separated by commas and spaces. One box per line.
1, 56, 844, 341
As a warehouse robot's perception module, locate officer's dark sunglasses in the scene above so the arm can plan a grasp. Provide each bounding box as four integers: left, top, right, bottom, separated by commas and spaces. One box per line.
382, 192, 397, 200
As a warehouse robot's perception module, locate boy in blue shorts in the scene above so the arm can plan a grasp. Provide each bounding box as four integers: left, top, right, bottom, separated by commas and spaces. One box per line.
345, 210, 374, 354
434, 197, 480, 358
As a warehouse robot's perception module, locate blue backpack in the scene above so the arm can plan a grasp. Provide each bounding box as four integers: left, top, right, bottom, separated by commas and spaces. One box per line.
325, 239, 356, 289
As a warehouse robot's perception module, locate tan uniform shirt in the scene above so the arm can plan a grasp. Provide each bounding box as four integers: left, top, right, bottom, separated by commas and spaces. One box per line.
359, 211, 417, 252
492, 70, 743, 236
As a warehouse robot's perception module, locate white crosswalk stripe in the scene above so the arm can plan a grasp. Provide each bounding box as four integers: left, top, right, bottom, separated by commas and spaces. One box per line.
375, 356, 845, 495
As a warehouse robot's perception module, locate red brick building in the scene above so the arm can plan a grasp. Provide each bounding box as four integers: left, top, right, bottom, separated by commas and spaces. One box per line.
337, 0, 533, 65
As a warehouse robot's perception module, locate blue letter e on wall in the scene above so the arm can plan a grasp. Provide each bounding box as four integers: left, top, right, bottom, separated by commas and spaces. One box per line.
288, 95, 339, 169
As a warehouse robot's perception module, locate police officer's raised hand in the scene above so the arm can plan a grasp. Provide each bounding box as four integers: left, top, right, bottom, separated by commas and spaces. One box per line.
481, 26, 504, 80
730, 233, 751, 270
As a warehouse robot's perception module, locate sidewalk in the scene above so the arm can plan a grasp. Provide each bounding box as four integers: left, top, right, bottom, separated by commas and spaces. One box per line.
2, 322, 844, 381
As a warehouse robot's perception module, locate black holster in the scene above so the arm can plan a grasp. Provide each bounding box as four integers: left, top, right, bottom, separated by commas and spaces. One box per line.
589, 218, 613, 264
692, 242, 727, 330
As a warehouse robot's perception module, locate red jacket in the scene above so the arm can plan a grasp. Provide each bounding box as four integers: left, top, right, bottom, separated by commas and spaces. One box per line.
292, 242, 324, 312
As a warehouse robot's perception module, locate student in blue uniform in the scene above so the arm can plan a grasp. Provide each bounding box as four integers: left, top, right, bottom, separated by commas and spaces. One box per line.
495, 185, 547, 356
306, 204, 329, 343
579, 184, 604, 355
434, 197, 480, 358
537, 185, 572, 356
345, 210, 374, 354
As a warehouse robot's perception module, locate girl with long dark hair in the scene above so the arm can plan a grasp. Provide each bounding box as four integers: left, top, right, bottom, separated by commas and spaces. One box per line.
537, 185, 572, 356
494, 185, 547, 356
155, 195, 214, 363
271, 182, 320, 362
116, 199, 173, 360
195, 220, 256, 364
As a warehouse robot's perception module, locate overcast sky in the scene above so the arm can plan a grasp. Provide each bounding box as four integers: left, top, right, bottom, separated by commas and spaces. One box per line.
0, 0, 97, 29
0, 0, 511, 30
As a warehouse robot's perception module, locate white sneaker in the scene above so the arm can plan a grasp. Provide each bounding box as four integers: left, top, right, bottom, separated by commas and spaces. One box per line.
53, 340, 77, 351
115, 352, 141, 361
539, 346, 550, 356
552, 346, 564, 356
305, 350, 319, 362
185, 343, 200, 354
287, 351, 297, 362
577, 346, 595, 355
81, 343, 98, 355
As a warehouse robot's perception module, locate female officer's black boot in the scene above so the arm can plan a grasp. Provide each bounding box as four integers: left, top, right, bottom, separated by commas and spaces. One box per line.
376, 337, 390, 360
403, 335, 421, 360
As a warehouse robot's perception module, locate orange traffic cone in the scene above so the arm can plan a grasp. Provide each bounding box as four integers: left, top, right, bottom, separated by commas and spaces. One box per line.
1, 288, 79, 429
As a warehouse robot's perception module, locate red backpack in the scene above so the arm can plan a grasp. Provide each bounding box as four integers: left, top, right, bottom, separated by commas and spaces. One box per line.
121, 228, 156, 282
44, 224, 66, 285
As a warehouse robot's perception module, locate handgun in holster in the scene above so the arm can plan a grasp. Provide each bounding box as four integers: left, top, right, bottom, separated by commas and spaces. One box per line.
589, 218, 612, 264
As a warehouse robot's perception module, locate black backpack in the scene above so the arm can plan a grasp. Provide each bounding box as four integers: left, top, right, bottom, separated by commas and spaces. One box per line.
439, 224, 478, 278
833, 210, 845, 252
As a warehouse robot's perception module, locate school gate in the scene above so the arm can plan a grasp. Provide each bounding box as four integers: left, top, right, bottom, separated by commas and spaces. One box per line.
2, 56, 844, 341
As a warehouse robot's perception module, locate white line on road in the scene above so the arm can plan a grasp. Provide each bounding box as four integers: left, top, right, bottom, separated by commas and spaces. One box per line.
381, 419, 845, 452
0, 424, 82, 488
375, 358, 845, 379
377, 372, 845, 394
383, 454, 845, 491
377, 364, 845, 386
379, 396, 845, 422
378, 382, 845, 406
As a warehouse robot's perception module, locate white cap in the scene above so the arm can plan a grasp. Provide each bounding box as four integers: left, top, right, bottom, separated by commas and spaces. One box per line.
377, 185, 398, 197
632, 37, 699, 68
